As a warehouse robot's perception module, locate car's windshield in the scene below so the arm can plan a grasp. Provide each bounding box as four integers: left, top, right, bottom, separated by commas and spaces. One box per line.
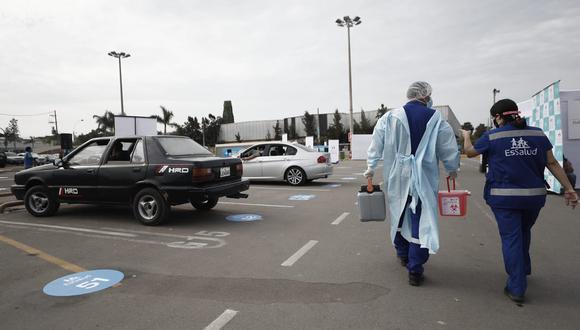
157, 137, 212, 156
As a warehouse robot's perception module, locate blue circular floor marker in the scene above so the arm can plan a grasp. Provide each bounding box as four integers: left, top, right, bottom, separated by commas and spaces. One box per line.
43, 269, 124, 297
226, 214, 263, 222
289, 194, 316, 201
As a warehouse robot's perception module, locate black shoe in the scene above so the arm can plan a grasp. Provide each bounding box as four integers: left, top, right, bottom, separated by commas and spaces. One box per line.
409, 273, 424, 286
397, 256, 408, 267
504, 287, 525, 304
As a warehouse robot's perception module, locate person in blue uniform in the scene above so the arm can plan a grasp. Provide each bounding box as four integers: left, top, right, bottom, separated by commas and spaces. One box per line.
463, 99, 578, 303
365, 81, 460, 286
24, 146, 34, 169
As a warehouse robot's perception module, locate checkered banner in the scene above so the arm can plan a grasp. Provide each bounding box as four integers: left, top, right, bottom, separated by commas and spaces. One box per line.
529, 81, 563, 193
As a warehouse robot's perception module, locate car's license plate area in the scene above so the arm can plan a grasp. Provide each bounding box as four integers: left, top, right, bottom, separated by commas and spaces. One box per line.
220, 167, 231, 178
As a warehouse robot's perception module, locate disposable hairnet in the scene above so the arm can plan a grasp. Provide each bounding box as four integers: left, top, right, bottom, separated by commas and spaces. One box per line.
406, 81, 432, 100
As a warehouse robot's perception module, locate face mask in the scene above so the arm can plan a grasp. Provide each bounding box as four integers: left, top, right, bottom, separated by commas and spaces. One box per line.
426, 98, 433, 108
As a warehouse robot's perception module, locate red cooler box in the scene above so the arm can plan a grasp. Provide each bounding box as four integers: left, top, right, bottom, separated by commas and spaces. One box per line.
438, 177, 470, 217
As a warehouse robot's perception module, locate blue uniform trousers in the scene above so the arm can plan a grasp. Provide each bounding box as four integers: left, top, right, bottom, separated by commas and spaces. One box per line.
491, 208, 540, 297
394, 197, 430, 274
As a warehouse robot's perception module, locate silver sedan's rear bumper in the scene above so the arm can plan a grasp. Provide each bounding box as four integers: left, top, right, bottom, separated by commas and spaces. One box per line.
304, 164, 333, 180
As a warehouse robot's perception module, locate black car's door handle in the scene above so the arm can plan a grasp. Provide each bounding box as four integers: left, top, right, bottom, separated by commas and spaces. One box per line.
132, 167, 141, 172
86, 169, 95, 174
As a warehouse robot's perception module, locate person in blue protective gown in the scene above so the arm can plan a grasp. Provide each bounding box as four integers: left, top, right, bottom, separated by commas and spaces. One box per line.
463, 98, 578, 304
365, 81, 460, 286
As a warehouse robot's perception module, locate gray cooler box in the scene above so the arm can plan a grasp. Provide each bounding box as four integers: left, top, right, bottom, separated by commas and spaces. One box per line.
358, 183, 386, 222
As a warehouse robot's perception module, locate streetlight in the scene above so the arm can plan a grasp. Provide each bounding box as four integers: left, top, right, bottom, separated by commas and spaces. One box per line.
108, 51, 131, 116
336, 15, 361, 146
491, 88, 501, 127
73, 119, 84, 142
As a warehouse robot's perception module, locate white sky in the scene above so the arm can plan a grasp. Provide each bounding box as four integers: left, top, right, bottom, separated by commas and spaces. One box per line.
2, 0, 580, 137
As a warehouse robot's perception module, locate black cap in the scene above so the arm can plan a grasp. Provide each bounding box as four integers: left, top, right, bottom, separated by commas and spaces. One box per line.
490, 99, 518, 117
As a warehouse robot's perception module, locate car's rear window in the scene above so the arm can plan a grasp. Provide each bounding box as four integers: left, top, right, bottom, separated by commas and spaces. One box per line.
156, 137, 212, 156
293, 143, 315, 152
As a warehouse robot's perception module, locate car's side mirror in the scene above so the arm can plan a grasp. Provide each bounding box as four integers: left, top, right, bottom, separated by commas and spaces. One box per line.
53, 159, 66, 168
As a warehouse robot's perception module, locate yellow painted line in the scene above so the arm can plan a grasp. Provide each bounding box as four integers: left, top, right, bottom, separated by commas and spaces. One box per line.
0, 234, 86, 273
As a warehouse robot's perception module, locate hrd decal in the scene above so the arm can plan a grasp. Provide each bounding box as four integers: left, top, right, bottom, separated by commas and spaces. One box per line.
59, 187, 79, 196
156, 165, 190, 175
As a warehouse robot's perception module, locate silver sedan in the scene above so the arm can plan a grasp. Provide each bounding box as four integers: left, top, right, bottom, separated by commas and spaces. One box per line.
237, 142, 333, 185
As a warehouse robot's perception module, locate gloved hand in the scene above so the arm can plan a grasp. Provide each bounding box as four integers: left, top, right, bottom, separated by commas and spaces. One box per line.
564, 190, 578, 209
448, 171, 458, 179
363, 168, 374, 178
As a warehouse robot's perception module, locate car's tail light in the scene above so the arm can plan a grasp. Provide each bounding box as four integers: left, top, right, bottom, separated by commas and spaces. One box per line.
192, 168, 213, 182
236, 163, 243, 176
317, 156, 327, 164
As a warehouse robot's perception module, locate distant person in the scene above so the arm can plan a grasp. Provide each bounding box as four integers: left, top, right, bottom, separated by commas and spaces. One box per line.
563, 156, 576, 188
24, 146, 34, 169
365, 81, 460, 286
462, 99, 578, 304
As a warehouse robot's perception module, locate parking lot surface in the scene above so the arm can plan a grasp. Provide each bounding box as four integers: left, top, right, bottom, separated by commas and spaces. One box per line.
1, 159, 579, 329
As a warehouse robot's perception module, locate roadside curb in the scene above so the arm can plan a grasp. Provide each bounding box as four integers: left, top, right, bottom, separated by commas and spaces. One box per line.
0, 201, 24, 213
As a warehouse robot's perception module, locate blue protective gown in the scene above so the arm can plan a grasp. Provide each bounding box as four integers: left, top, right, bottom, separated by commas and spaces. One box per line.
367, 105, 460, 254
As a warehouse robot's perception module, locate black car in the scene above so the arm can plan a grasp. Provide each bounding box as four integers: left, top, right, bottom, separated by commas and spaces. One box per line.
11, 136, 249, 225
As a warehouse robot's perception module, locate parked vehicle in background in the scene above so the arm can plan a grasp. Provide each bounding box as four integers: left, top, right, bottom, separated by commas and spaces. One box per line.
237, 142, 333, 186
6, 152, 24, 165
17, 152, 49, 166
0, 151, 6, 168
11, 135, 250, 225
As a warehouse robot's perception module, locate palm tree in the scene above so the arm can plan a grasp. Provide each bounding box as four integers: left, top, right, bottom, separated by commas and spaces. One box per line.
93, 111, 115, 133
156, 106, 178, 134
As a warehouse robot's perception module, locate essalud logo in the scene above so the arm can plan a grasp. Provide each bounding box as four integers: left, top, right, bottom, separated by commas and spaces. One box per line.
504, 137, 538, 157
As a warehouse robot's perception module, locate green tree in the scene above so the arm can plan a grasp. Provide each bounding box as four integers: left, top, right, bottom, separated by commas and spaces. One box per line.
472, 123, 487, 143
301, 111, 316, 137
222, 100, 235, 124
376, 104, 388, 119
156, 106, 178, 134
92, 110, 115, 134
359, 110, 372, 133
327, 110, 345, 142
7, 118, 19, 149
175, 116, 202, 143
461, 122, 474, 132
273, 121, 282, 140
75, 129, 109, 145
201, 113, 223, 147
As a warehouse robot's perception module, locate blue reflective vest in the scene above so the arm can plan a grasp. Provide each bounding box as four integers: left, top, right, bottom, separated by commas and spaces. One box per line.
474, 124, 552, 209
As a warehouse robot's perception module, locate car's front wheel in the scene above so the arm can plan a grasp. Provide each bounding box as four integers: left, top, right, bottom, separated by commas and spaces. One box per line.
133, 188, 169, 226
286, 167, 306, 186
191, 196, 219, 210
24, 185, 59, 217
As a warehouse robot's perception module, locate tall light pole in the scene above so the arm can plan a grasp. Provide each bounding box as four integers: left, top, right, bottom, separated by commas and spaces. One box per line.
108, 51, 131, 116
336, 16, 361, 146
73, 119, 84, 142
491, 88, 500, 127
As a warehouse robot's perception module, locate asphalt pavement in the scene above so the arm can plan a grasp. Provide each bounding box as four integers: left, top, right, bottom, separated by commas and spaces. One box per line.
1, 159, 579, 329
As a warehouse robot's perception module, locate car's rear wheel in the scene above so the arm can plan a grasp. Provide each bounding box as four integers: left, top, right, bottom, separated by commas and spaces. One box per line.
286, 167, 306, 186
191, 196, 219, 210
24, 185, 59, 217
133, 188, 169, 226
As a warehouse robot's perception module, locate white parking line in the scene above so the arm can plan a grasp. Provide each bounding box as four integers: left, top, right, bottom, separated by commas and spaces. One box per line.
331, 212, 350, 225
250, 186, 331, 192
218, 201, 294, 208
0, 220, 137, 237
204, 309, 238, 330
472, 200, 495, 225
0, 188, 7, 191
281, 240, 318, 267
